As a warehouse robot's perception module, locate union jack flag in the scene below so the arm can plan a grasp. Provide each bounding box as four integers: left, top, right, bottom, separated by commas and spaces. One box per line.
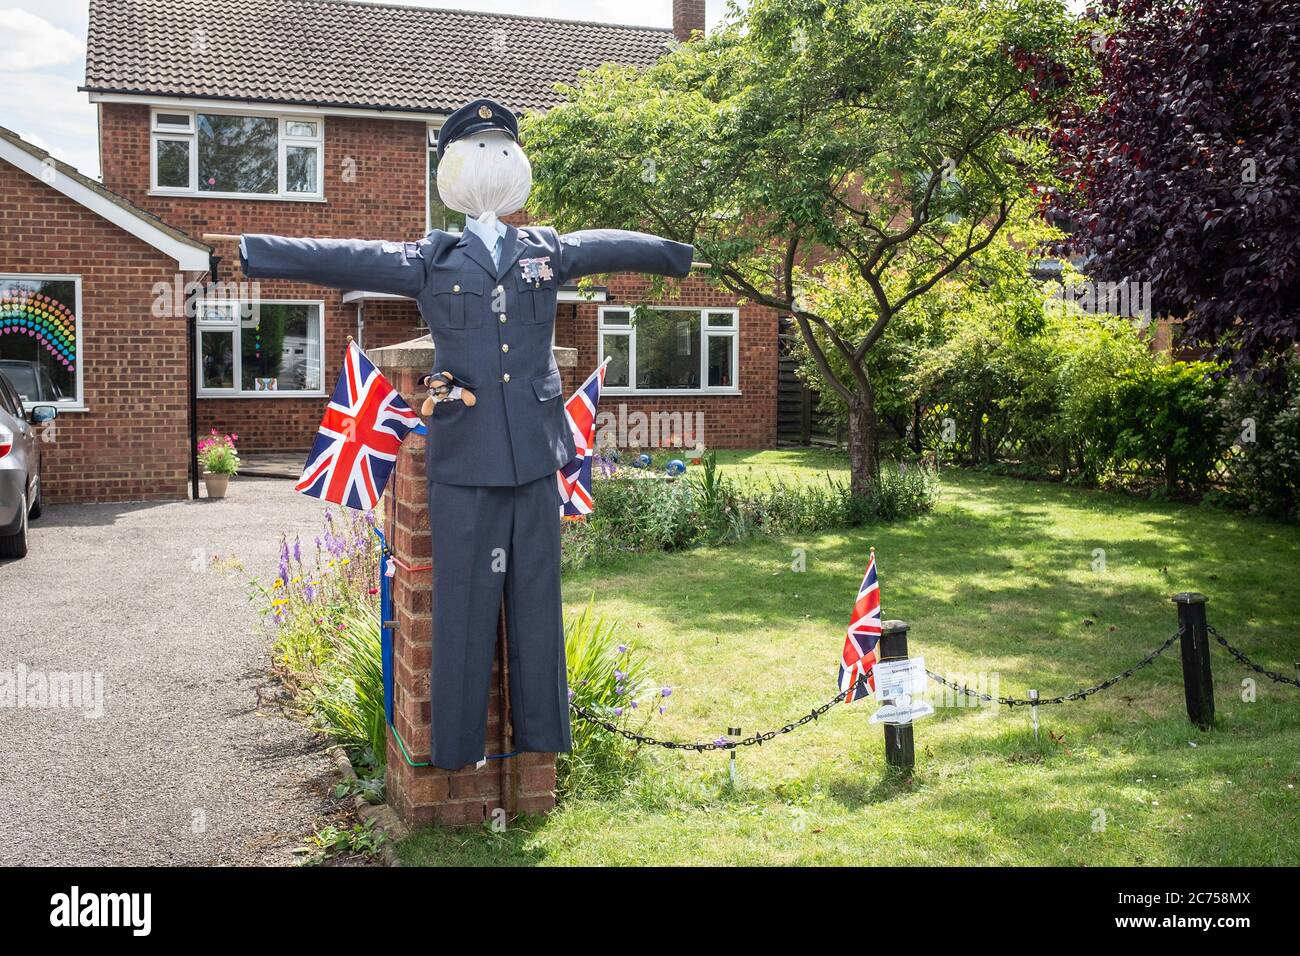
556, 358, 609, 519
838, 548, 882, 702
296, 341, 421, 511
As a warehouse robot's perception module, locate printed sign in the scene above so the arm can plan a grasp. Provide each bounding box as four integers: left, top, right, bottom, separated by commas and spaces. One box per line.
872, 656, 929, 702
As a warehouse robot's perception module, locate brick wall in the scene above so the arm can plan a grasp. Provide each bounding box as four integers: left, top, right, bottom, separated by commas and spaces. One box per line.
0, 156, 189, 503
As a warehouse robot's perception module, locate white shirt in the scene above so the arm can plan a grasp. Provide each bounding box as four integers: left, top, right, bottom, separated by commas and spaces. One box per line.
462, 216, 508, 267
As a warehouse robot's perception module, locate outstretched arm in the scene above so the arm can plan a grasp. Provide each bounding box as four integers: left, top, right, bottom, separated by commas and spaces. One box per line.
556, 229, 694, 284
239, 235, 429, 298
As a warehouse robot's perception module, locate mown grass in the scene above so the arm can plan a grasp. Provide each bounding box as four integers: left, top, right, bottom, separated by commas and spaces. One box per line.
399, 451, 1300, 866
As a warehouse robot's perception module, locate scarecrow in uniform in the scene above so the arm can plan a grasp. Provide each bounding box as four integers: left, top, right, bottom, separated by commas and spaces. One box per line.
240, 99, 694, 769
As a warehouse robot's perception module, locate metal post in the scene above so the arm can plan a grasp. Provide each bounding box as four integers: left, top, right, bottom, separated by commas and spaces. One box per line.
1029, 689, 1039, 741
879, 620, 914, 772
1173, 593, 1214, 730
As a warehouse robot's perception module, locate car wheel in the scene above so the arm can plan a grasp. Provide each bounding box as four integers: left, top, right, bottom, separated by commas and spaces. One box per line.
28, 478, 42, 520
0, 493, 29, 559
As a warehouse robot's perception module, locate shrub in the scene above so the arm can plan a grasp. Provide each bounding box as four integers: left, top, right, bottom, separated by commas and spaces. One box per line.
1219, 361, 1300, 518
305, 603, 387, 771
1091, 361, 1225, 494
560, 599, 671, 798
561, 453, 937, 570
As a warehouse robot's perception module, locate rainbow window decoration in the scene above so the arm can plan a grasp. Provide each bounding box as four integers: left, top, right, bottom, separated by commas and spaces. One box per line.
0, 277, 79, 403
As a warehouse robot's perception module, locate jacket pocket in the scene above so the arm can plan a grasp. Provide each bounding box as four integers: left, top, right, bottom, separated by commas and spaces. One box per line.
428, 274, 484, 329
531, 368, 563, 402
514, 272, 557, 325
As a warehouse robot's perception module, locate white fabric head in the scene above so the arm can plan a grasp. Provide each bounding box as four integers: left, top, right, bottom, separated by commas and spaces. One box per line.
436, 130, 532, 233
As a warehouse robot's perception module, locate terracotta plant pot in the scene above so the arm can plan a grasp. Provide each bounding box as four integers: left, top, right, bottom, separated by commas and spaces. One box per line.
203, 472, 231, 499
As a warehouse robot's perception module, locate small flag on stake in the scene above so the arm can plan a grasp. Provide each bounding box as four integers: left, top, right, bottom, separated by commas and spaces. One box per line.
838, 547, 882, 702
556, 358, 609, 520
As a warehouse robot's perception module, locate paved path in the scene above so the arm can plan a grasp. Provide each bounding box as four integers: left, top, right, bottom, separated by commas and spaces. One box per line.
0, 478, 336, 865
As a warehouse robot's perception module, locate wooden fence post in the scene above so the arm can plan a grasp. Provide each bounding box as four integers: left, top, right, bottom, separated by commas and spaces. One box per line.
879, 620, 915, 772
1173, 592, 1215, 731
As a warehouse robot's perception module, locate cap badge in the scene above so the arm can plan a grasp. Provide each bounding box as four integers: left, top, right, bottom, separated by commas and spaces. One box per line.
478, 105, 493, 119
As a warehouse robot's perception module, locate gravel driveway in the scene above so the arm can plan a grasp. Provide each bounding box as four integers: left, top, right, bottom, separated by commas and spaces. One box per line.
0, 478, 337, 865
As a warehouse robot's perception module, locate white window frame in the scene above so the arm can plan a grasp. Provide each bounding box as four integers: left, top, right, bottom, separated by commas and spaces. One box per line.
0, 273, 86, 412
196, 299, 327, 398
598, 305, 740, 395
150, 108, 325, 201
426, 124, 463, 234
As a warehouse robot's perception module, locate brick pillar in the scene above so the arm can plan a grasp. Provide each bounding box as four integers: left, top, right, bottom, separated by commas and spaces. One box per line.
673, 0, 706, 42
369, 335, 576, 827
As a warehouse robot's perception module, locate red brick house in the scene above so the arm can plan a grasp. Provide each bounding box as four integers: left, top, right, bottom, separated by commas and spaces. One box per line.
0, 127, 210, 503
1, 0, 777, 503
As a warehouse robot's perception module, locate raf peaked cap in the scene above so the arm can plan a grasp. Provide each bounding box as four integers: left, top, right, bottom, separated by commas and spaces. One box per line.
436, 98, 519, 159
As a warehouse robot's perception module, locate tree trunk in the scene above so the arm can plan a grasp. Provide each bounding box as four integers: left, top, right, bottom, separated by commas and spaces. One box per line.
847, 395, 879, 495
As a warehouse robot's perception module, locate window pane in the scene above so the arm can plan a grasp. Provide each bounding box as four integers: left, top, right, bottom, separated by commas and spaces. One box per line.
427, 149, 462, 231
198, 114, 277, 194
156, 139, 190, 188
241, 304, 321, 392
0, 278, 78, 403
285, 145, 318, 194
706, 311, 735, 327
634, 310, 700, 389
155, 113, 191, 129
708, 334, 733, 387
602, 310, 632, 327
201, 330, 234, 389
284, 120, 318, 138
602, 333, 630, 387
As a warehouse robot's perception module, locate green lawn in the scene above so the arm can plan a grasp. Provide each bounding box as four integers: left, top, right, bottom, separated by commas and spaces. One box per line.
400, 451, 1300, 866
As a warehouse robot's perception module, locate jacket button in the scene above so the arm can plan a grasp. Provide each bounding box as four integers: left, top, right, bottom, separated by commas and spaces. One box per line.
452, 284, 461, 293
502, 373, 511, 383
495, 285, 504, 295
499, 314, 507, 323
501, 343, 509, 353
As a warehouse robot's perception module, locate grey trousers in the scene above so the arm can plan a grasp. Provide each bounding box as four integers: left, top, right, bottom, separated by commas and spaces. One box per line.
427, 474, 571, 770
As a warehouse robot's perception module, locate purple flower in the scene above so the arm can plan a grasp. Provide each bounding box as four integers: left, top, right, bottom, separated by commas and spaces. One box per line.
277, 558, 290, 586
615, 684, 625, 695
614, 669, 626, 682
660, 687, 673, 698
303, 582, 317, 603
293, 536, 302, 564
613, 707, 623, 717
630, 700, 639, 709
617, 644, 628, 654
659, 706, 667, 716
567, 687, 575, 700
714, 737, 729, 747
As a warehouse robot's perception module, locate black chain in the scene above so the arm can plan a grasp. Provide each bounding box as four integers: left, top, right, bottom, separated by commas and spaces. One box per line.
569, 691, 847, 751
1209, 624, 1300, 688
925, 630, 1182, 707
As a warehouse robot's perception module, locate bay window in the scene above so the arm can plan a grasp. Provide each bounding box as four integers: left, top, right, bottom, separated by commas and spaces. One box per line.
599, 306, 739, 393
198, 301, 324, 396
152, 109, 323, 198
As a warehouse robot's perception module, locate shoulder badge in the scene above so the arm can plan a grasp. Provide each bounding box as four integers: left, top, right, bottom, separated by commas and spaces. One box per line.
560, 235, 582, 247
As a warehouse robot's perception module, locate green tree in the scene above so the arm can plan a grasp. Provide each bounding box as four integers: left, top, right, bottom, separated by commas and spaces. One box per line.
525, 0, 1087, 491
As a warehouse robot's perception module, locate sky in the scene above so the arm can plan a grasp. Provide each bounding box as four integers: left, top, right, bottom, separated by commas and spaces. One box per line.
0, 0, 724, 180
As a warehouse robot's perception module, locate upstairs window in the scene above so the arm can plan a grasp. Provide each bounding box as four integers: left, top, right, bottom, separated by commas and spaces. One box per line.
151, 110, 323, 199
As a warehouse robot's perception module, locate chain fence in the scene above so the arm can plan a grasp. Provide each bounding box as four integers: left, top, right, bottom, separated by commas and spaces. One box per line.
1209, 624, 1300, 688
925, 630, 1182, 707
570, 691, 846, 751
567, 622, 1297, 753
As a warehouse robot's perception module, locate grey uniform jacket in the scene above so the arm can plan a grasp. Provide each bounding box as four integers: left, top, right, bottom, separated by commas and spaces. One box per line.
241, 225, 694, 487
